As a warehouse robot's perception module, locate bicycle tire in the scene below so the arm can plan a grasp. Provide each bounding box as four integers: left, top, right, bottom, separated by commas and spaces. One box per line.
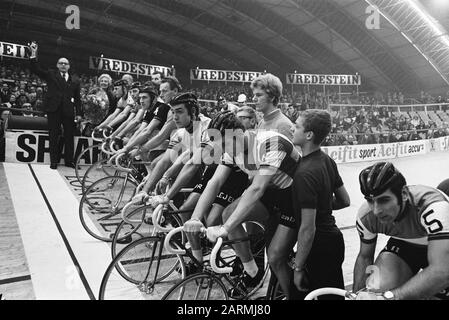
81, 158, 121, 194
110, 206, 184, 259
75, 143, 107, 186
99, 236, 185, 300
265, 273, 285, 300
162, 272, 228, 300
79, 175, 138, 241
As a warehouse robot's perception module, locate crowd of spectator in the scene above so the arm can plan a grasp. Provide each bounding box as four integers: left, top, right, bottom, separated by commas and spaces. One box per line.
1, 60, 449, 147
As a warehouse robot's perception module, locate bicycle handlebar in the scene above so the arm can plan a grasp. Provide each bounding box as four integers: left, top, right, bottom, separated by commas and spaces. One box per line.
164, 226, 186, 255
114, 153, 133, 173
101, 141, 115, 155
91, 129, 103, 142
210, 237, 233, 274
152, 204, 173, 233
120, 201, 144, 224
304, 288, 356, 300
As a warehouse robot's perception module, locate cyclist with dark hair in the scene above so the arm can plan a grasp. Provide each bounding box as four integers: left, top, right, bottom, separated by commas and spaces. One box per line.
132, 92, 210, 203
95, 79, 132, 134
353, 162, 449, 300
186, 110, 300, 297
437, 178, 449, 197
112, 86, 158, 145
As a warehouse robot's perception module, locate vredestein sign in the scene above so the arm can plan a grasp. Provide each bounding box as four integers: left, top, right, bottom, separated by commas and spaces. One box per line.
89, 56, 174, 77
190, 68, 264, 83
286, 73, 361, 85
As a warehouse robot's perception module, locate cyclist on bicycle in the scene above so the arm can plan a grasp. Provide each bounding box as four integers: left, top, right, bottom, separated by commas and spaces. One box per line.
108, 82, 142, 142
112, 86, 158, 147
124, 76, 182, 161
94, 79, 132, 135
353, 162, 449, 300
437, 178, 449, 197
131, 92, 210, 204
185, 111, 300, 297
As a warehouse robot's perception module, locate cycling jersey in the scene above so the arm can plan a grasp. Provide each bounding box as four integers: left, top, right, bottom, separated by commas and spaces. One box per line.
142, 101, 170, 129
168, 117, 211, 155
221, 130, 300, 190
356, 185, 449, 245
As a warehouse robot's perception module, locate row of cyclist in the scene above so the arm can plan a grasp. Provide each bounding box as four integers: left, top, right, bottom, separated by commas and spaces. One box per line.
76, 73, 449, 300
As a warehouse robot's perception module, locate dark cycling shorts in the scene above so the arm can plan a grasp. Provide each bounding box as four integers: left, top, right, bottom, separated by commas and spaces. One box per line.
380, 237, 449, 300
193, 165, 248, 207
260, 187, 295, 228
381, 237, 427, 275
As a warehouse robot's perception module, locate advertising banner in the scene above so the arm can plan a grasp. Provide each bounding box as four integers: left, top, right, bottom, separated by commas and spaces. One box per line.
286, 73, 361, 86
190, 69, 263, 83
89, 56, 174, 77
5, 131, 101, 165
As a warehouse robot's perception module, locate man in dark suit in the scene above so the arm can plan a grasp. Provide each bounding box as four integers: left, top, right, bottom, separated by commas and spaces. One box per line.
28, 41, 82, 169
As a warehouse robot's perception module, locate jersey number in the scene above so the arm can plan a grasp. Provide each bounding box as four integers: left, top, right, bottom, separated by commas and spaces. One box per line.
422, 210, 443, 234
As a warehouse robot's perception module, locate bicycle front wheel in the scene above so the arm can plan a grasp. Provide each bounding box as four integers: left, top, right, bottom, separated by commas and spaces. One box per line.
111, 205, 183, 259
79, 175, 138, 241
99, 236, 185, 300
81, 158, 122, 193
162, 273, 228, 300
75, 143, 107, 186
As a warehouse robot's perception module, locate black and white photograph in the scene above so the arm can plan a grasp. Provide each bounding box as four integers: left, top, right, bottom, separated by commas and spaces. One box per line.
1, 0, 449, 307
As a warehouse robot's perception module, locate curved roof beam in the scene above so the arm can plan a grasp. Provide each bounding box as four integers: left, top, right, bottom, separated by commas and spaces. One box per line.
0, 0, 222, 70
0, 13, 191, 71
141, 0, 301, 72
58, 0, 260, 71
290, 0, 423, 92
367, 0, 449, 86
217, 0, 360, 77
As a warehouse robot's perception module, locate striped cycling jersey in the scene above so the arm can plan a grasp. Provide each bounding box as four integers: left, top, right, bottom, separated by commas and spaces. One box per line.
167, 117, 211, 155
221, 130, 300, 189
356, 185, 449, 245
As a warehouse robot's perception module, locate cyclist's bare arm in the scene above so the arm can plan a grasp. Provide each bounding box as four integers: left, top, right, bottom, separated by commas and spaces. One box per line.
116, 111, 143, 138
111, 112, 136, 138
140, 120, 177, 153
108, 105, 132, 129
391, 238, 449, 299
141, 149, 176, 194
191, 165, 232, 221
333, 185, 351, 210
165, 156, 201, 199
98, 108, 121, 129
352, 240, 376, 292
222, 171, 273, 232
128, 121, 148, 141
124, 118, 162, 152
164, 150, 190, 180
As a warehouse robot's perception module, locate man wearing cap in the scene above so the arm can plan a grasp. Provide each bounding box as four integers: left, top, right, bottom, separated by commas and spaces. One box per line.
217, 95, 238, 113
28, 41, 82, 170
237, 93, 247, 107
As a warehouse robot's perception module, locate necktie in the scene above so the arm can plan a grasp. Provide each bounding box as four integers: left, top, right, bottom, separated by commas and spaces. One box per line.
61, 73, 67, 82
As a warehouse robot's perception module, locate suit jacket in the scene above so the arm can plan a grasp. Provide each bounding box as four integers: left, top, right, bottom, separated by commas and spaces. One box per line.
30, 58, 82, 118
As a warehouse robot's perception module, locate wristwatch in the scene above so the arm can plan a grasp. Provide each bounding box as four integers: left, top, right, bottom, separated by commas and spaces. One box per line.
382, 290, 395, 300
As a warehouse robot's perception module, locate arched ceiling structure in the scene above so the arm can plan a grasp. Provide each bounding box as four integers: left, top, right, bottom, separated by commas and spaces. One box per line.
1, 0, 448, 94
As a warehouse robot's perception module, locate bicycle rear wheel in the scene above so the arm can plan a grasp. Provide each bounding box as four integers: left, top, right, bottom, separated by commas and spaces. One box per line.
162, 272, 228, 300
79, 175, 138, 241
99, 236, 185, 300
265, 273, 285, 300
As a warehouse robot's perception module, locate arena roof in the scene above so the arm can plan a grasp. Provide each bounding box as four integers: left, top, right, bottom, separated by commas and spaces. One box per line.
1, 0, 448, 94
